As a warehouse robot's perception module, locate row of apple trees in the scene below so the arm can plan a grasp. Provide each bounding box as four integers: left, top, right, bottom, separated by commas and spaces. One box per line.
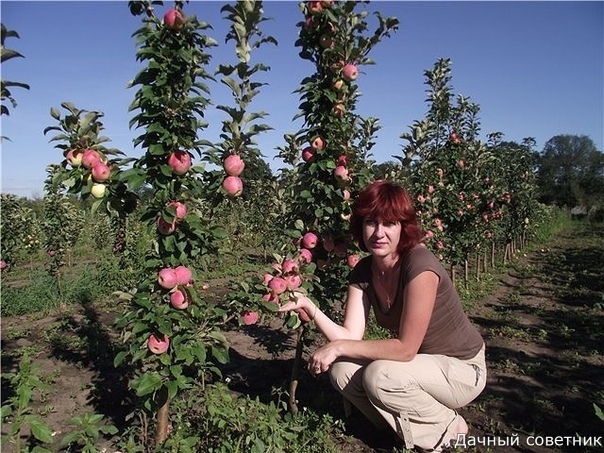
396, 58, 543, 286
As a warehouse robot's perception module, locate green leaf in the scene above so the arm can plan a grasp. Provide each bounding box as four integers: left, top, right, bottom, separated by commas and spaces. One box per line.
133, 372, 163, 397
28, 416, 54, 443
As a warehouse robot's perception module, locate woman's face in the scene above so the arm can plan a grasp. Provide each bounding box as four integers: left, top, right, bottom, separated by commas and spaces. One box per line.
362, 218, 402, 258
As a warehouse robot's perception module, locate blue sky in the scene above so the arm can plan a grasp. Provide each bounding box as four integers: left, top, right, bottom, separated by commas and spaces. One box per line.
2, 1, 603, 199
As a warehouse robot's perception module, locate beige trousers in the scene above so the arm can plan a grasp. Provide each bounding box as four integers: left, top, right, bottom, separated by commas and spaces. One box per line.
328, 345, 487, 451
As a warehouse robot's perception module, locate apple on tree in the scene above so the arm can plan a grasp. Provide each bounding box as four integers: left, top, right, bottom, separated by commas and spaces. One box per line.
222, 175, 243, 197
90, 183, 107, 199
223, 154, 245, 176
164, 9, 184, 29
342, 63, 358, 81
168, 150, 192, 175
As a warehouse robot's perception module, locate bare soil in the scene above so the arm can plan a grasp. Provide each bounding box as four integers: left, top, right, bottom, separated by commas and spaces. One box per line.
2, 224, 603, 452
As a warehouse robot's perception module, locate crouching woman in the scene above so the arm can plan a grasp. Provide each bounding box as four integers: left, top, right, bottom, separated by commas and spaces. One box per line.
278, 180, 486, 452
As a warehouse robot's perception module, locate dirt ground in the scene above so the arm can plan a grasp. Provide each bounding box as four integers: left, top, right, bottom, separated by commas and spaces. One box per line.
2, 225, 603, 452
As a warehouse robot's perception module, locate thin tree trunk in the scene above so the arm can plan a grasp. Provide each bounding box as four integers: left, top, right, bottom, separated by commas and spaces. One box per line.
155, 387, 170, 446
289, 326, 306, 415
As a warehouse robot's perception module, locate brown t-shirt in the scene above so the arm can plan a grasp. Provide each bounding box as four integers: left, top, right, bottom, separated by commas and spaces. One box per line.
348, 245, 484, 360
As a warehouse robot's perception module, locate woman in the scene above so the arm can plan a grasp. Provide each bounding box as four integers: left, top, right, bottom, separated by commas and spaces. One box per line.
278, 180, 486, 452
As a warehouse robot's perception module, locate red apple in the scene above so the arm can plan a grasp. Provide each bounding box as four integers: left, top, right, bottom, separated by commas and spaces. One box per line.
347, 254, 360, 268
222, 175, 243, 197
241, 311, 260, 325
223, 154, 245, 176
170, 288, 189, 310
148, 334, 170, 354
158, 268, 178, 290
282, 259, 299, 274
174, 265, 192, 285
301, 232, 319, 249
302, 146, 315, 163
168, 150, 192, 175
268, 276, 288, 295
334, 165, 349, 181
307, 1, 323, 14
298, 248, 313, 264
91, 162, 111, 182
167, 201, 187, 221
337, 154, 347, 166
164, 9, 184, 29
285, 274, 302, 291
82, 149, 101, 169
157, 216, 176, 235
342, 63, 358, 81
311, 136, 325, 151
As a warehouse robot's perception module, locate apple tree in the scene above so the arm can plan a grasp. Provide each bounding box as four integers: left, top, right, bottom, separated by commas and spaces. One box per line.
113, 1, 232, 447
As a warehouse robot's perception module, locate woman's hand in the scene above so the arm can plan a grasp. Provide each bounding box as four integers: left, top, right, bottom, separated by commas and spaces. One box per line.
307, 341, 340, 376
277, 292, 315, 321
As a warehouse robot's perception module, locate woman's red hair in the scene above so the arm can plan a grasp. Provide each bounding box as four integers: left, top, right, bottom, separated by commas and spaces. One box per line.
350, 180, 423, 253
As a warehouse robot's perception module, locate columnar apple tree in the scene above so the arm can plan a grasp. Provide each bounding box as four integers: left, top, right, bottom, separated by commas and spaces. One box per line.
113, 1, 228, 446
232, 0, 398, 413
201, 1, 276, 204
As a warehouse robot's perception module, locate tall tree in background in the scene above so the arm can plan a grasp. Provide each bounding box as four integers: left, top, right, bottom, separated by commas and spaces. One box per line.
535, 134, 604, 207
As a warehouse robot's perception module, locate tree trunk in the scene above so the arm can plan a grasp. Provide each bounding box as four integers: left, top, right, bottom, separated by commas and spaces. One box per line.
289, 326, 306, 415
155, 387, 170, 446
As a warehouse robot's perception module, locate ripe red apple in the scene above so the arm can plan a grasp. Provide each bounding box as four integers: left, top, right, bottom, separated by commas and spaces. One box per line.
158, 268, 178, 290
298, 248, 313, 264
282, 259, 298, 274
170, 288, 189, 310
241, 310, 260, 326
164, 9, 184, 29
262, 273, 274, 286
302, 146, 315, 163
223, 154, 245, 176
174, 265, 192, 285
91, 162, 111, 182
342, 63, 358, 81
285, 274, 302, 291
168, 150, 192, 175
222, 175, 243, 197
450, 132, 462, 144
311, 136, 325, 151
297, 309, 312, 323
268, 276, 288, 295
334, 165, 349, 181
342, 189, 351, 201
157, 216, 176, 235
82, 149, 102, 169
148, 334, 170, 354
167, 201, 187, 221
90, 183, 107, 199
307, 1, 323, 14
262, 292, 280, 305
347, 254, 360, 268
301, 232, 319, 249
337, 154, 347, 166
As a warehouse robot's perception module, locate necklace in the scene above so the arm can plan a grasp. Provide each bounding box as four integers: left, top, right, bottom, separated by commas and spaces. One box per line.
373, 262, 400, 309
